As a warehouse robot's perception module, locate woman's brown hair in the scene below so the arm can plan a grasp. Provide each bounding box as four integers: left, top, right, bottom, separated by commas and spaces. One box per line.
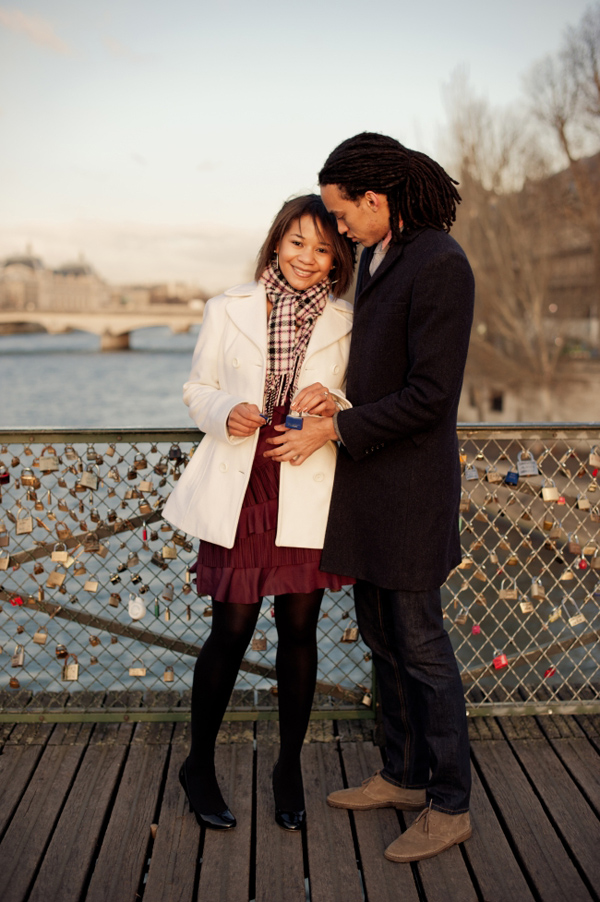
254, 194, 355, 295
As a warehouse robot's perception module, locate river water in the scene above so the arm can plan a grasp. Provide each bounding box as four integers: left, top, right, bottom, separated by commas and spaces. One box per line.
0, 327, 201, 428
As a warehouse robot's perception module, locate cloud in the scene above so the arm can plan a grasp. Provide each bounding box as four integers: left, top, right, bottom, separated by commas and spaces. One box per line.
0, 220, 263, 294
0, 7, 71, 55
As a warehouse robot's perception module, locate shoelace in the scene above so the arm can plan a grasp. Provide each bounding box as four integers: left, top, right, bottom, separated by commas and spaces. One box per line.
414, 800, 433, 832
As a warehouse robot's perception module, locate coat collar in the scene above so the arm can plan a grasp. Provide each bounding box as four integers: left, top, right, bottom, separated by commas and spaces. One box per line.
224, 281, 352, 360
356, 228, 426, 301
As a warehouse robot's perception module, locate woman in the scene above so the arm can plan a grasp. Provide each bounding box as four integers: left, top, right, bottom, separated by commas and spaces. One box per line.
164, 195, 355, 832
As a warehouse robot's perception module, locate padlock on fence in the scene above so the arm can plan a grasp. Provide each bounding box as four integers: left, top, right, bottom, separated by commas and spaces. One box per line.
516, 449, 539, 477
531, 578, 545, 600
51, 542, 69, 563
251, 629, 267, 651
341, 622, 360, 642
493, 649, 508, 670
11, 644, 25, 667
541, 478, 559, 502
128, 594, 146, 620
128, 657, 147, 677
163, 666, 174, 683
499, 578, 518, 601
33, 626, 48, 646
62, 654, 79, 681
38, 445, 59, 473
16, 508, 34, 535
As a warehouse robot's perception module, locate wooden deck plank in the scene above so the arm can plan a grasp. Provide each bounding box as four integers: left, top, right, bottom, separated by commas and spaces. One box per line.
255, 733, 306, 902
0, 744, 46, 838
196, 743, 254, 901
547, 737, 600, 815
85, 736, 170, 902
143, 740, 199, 902
304, 741, 363, 902
0, 739, 88, 902
341, 741, 420, 902
28, 736, 127, 902
472, 739, 593, 902
507, 737, 600, 895
463, 765, 535, 902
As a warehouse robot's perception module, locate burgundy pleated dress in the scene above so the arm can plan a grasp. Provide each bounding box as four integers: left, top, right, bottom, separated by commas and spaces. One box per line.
195, 404, 355, 604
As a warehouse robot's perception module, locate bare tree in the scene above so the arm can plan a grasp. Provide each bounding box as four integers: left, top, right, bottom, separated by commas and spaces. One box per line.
442, 72, 566, 417
525, 3, 600, 316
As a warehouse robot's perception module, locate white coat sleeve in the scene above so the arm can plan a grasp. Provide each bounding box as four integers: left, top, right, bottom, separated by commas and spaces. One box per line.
182, 298, 252, 445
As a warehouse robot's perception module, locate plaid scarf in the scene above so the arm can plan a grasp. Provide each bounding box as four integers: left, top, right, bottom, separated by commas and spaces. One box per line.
259, 261, 330, 423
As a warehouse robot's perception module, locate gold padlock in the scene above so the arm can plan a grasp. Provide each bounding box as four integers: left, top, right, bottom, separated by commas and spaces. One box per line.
62, 653, 79, 681
162, 544, 177, 560
251, 629, 267, 651
33, 627, 48, 645
16, 509, 34, 535
129, 657, 147, 677
341, 623, 359, 643
46, 569, 66, 588
163, 665, 174, 683
38, 446, 59, 472
83, 579, 99, 593
89, 634, 101, 647
52, 542, 69, 563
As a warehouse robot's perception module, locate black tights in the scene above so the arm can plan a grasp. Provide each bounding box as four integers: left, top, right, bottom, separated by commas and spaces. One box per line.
186, 590, 324, 813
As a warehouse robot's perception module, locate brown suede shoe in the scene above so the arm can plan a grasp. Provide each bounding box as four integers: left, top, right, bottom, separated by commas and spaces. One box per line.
384, 803, 472, 862
327, 772, 427, 811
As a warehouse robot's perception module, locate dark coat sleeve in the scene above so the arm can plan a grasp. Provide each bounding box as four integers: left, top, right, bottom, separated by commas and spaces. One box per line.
335, 248, 474, 461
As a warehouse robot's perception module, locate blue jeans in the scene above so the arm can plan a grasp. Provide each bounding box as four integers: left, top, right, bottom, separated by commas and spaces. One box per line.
354, 580, 471, 814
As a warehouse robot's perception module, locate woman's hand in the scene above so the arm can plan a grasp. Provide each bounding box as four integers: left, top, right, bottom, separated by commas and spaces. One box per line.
292, 382, 337, 418
264, 417, 337, 466
227, 403, 265, 437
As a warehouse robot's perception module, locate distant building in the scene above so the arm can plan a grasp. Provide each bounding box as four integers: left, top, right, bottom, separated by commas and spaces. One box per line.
0, 249, 110, 311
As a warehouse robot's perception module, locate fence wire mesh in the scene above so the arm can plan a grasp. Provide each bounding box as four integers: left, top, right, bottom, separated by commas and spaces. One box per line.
0, 425, 599, 719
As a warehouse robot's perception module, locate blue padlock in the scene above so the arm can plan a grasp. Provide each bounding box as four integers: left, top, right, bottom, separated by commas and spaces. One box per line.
505, 469, 519, 486
285, 412, 303, 430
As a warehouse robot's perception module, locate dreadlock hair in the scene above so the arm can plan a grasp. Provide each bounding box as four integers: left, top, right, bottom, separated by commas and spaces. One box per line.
319, 132, 461, 242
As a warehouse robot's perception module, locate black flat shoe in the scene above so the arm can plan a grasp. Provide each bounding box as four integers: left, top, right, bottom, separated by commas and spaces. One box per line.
179, 762, 236, 830
275, 807, 306, 831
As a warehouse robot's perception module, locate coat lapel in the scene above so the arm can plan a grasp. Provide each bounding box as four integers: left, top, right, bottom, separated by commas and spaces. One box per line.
225, 283, 268, 359
305, 298, 352, 359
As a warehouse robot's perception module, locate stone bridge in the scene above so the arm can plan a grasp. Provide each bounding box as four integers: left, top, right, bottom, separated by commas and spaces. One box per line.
0, 305, 204, 349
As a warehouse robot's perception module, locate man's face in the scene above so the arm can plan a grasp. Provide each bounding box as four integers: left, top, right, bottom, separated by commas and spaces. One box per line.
321, 184, 390, 248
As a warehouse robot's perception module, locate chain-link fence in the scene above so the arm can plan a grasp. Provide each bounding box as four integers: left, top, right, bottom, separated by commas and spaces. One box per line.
0, 425, 599, 720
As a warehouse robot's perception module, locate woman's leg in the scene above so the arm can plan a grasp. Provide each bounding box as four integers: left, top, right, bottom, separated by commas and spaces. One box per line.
187, 599, 260, 813
273, 589, 324, 811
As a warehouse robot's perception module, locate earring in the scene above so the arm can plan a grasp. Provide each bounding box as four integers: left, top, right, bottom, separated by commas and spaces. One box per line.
274, 252, 280, 271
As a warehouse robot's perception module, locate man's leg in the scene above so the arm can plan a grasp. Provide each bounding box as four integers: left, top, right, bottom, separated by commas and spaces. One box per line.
355, 580, 471, 813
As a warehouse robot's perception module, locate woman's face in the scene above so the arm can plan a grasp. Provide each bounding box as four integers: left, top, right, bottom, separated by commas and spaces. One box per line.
275, 215, 334, 291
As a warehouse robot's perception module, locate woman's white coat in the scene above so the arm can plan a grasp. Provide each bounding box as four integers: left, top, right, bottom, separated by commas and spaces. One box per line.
163, 281, 353, 549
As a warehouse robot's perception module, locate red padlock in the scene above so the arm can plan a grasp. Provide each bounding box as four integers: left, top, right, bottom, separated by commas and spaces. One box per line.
142, 522, 148, 542
10, 595, 24, 607
578, 555, 588, 570
493, 649, 508, 670
471, 624, 481, 635
557, 495, 566, 505
544, 666, 557, 678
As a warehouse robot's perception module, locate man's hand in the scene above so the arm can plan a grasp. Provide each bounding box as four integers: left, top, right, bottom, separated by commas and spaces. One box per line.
263, 416, 337, 466
292, 382, 337, 417
227, 403, 265, 437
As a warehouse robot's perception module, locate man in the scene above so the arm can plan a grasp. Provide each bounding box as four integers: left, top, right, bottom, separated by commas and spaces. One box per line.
266, 132, 474, 862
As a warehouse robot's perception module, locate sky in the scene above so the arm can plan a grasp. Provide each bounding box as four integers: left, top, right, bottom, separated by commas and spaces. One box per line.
0, 0, 594, 292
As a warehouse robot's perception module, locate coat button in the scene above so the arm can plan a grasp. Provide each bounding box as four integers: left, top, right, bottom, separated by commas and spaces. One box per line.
313, 472, 324, 482
219, 462, 228, 473
232, 357, 240, 368
331, 364, 340, 374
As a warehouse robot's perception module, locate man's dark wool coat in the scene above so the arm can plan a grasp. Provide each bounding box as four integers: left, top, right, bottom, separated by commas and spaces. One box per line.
321, 227, 475, 591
